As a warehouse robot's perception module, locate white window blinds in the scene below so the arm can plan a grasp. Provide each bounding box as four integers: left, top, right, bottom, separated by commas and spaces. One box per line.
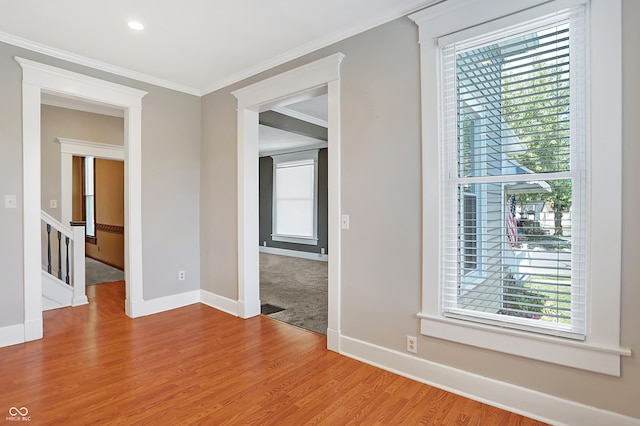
272, 150, 319, 244
440, 8, 587, 338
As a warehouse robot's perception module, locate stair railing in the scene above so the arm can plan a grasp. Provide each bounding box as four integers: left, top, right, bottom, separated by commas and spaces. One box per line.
41, 211, 87, 306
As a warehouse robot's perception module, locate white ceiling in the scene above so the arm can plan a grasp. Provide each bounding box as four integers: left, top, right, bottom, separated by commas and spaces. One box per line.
274, 94, 328, 128
258, 124, 326, 156
0, 0, 438, 95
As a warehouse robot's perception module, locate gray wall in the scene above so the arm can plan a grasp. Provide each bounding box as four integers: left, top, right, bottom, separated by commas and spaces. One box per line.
0, 1, 637, 419
0, 43, 25, 327
259, 148, 328, 254
0, 40, 201, 325
200, 5, 640, 419
140, 86, 201, 300
40, 105, 124, 222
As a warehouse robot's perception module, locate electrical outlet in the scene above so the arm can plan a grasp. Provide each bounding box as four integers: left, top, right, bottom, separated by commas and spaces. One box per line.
407, 335, 417, 354
178, 270, 186, 281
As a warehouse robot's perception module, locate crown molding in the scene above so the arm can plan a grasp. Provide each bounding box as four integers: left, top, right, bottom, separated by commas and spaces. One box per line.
259, 141, 327, 158
1, 31, 201, 96
203, 0, 444, 95
2, 0, 441, 97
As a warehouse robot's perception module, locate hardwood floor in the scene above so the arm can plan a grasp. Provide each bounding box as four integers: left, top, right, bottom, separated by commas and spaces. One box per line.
0, 281, 546, 425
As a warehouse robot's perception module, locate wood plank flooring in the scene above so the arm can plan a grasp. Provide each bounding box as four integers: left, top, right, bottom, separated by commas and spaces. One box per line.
0, 281, 547, 425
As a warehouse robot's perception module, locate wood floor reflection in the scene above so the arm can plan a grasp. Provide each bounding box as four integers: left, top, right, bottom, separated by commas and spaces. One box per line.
0, 281, 546, 425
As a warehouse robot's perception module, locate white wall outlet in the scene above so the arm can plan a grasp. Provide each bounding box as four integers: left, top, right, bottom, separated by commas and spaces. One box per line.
263, 241, 266, 247
407, 335, 417, 354
321, 247, 325, 255
49, 199, 57, 209
178, 270, 186, 281
341, 214, 350, 230
4, 194, 16, 209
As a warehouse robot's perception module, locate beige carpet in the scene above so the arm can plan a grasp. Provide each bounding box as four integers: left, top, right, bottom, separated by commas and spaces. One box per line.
85, 257, 124, 285
259, 252, 328, 334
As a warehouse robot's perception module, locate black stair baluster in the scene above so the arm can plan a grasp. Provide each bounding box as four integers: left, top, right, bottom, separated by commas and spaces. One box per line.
57, 231, 62, 280
65, 236, 70, 285
47, 224, 52, 274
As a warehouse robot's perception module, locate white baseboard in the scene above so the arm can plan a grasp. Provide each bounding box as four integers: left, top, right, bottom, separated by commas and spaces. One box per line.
131, 290, 200, 317
200, 290, 239, 316
259, 246, 328, 262
339, 335, 640, 426
327, 327, 340, 352
0, 323, 25, 348
71, 295, 89, 307
126, 298, 144, 318
24, 318, 43, 342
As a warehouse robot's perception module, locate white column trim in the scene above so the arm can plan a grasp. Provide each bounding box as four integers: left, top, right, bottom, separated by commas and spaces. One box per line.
70, 224, 88, 307
21, 80, 43, 341
326, 78, 342, 350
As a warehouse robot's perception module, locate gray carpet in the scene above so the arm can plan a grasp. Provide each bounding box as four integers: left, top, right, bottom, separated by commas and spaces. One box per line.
85, 257, 124, 285
260, 252, 328, 335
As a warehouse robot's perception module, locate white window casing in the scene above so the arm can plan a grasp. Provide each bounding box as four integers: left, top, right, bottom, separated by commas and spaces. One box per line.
271, 150, 319, 245
410, 0, 630, 376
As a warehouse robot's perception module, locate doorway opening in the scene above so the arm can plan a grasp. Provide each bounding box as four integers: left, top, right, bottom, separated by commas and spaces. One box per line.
18, 57, 146, 342
232, 53, 344, 351
74, 156, 126, 285
41, 95, 127, 299
258, 95, 329, 334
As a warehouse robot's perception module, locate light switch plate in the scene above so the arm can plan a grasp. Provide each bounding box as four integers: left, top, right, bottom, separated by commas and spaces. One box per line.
4, 194, 17, 209
341, 214, 350, 230
50, 199, 58, 209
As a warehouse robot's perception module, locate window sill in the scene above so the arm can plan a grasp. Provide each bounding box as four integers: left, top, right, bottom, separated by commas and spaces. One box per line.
271, 235, 318, 245
418, 313, 631, 376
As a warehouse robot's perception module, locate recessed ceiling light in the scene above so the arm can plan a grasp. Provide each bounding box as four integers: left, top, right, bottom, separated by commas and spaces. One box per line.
128, 21, 144, 31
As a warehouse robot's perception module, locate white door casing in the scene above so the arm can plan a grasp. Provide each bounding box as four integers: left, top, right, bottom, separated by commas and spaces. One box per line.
232, 53, 344, 351
17, 57, 147, 342
56, 138, 125, 226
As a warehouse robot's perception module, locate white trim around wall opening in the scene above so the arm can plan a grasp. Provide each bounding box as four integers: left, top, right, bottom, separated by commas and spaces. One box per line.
16, 57, 147, 343
232, 53, 344, 352
410, 0, 630, 376
56, 138, 125, 226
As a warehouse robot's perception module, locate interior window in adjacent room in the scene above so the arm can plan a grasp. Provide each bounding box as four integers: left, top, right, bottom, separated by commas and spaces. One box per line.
271, 150, 319, 245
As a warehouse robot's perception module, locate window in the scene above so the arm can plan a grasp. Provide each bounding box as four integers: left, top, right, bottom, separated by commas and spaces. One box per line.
271, 151, 318, 245
461, 190, 477, 272
411, 0, 630, 376
441, 11, 586, 337
459, 116, 487, 287
83, 156, 96, 243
